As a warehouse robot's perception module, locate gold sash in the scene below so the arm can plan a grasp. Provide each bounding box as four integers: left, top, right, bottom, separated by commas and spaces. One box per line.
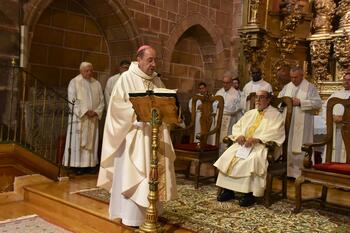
226, 110, 264, 175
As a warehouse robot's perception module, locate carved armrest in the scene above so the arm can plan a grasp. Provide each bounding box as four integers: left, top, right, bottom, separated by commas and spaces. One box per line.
264, 141, 278, 163
223, 136, 234, 146
301, 138, 330, 168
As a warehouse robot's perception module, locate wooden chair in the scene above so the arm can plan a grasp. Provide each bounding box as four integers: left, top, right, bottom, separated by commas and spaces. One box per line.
219, 96, 293, 207
295, 97, 350, 213
246, 92, 256, 110
173, 94, 224, 189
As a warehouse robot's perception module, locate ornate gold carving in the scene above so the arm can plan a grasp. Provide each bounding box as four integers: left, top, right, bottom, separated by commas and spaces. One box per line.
240, 33, 270, 67
248, 0, 260, 24
313, 0, 336, 34
336, 0, 350, 29
276, 1, 303, 60
334, 32, 350, 76
310, 40, 332, 81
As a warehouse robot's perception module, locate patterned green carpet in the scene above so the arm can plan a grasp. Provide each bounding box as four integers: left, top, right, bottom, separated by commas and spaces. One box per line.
77, 182, 350, 233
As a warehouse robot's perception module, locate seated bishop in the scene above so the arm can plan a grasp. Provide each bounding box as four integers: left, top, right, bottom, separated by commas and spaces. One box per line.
214, 90, 285, 207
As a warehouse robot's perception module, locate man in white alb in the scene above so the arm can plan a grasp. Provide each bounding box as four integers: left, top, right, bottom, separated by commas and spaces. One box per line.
242, 65, 273, 111
278, 66, 322, 178
188, 82, 210, 142
215, 90, 285, 206
215, 71, 242, 153
97, 45, 177, 227
63, 62, 105, 175
104, 60, 130, 106
321, 73, 350, 162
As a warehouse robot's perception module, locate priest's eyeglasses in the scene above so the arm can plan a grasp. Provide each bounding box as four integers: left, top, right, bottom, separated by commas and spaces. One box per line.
256, 95, 268, 100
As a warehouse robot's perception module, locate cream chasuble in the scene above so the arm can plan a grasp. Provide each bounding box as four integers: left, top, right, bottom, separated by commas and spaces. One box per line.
97, 62, 177, 226
214, 105, 285, 197
278, 79, 322, 178
63, 74, 104, 167
322, 89, 350, 163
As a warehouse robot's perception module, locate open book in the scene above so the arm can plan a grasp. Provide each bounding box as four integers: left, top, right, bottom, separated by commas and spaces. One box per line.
129, 88, 180, 124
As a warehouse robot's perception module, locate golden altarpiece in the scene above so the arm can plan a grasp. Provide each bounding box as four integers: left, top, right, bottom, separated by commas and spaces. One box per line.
240, 0, 350, 98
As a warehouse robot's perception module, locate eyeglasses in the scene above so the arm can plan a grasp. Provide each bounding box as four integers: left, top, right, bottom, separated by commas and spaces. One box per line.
255, 95, 268, 100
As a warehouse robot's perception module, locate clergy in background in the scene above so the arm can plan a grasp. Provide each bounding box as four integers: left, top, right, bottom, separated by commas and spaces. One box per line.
188, 82, 212, 143
243, 65, 273, 111
321, 73, 350, 162
215, 71, 242, 154
215, 90, 285, 206
278, 66, 322, 178
63, 62, 105, 175
104, 59, 130, 106
97, 45, 177, 227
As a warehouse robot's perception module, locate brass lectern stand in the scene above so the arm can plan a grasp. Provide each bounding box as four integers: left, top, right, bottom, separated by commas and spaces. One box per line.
129, 90, 179, 233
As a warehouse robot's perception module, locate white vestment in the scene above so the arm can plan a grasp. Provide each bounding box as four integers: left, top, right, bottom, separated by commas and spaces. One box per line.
214, 105, 285, 197
97, 62, 177, 226
215, 87, 242, 153
63, 74, 104, 167
242, 79, 273, 111
104, 73, 121, 107
321, 89, 350, 163
278, 79, 322, 178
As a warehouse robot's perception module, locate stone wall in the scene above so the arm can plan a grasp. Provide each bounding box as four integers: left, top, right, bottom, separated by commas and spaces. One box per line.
0, 0, 243, 116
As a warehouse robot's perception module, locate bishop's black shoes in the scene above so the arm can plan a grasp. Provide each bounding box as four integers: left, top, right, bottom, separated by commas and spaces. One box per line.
217, 189, 235, 202
239, 192, 256, 207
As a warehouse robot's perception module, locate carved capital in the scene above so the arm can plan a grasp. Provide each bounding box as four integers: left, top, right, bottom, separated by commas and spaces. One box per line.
337, 0, 350, 29
313, 0, 336, 34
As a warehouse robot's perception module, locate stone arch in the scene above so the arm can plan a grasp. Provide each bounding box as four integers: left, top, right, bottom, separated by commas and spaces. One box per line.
23, 0, 143, 75
162, 13, 223, 74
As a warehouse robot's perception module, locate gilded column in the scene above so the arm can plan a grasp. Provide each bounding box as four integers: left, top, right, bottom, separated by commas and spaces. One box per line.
308, 0, 336, 91
334, 0, 350, 76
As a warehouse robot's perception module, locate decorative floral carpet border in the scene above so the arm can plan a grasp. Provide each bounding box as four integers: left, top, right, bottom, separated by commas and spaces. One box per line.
75, 182, 350, 233
0, 214, 72, 233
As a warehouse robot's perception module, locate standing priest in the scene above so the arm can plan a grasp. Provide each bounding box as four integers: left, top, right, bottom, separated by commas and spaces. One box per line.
97, 45, 177, 227
278, 66, 322, 178
63, 62, 105, 175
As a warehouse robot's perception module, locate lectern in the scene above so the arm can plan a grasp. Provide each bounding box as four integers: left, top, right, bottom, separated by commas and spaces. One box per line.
129, 89, 179, 233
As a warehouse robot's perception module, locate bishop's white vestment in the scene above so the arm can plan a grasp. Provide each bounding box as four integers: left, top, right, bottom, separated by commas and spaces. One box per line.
214, 105, 285, 197
97, 62, 177, 226
278, 79, 322, 178
322, 89, 350, 163
63, 74, 104, 167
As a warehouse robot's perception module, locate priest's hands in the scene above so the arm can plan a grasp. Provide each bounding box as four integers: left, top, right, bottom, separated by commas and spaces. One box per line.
333, 115, 343, 123
236, 136, 260, 147
292, 97, 301, 106
236, 135, 246, 146
85, 110, 98, 118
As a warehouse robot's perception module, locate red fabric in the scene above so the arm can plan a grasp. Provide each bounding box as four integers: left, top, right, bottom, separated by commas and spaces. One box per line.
313, 162, 350, 175
174, 143, 218, 152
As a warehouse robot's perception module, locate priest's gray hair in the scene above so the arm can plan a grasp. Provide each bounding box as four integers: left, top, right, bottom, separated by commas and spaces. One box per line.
80, 62, 93, 70
290, 66, 303, 74
223, 70, 233, 79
